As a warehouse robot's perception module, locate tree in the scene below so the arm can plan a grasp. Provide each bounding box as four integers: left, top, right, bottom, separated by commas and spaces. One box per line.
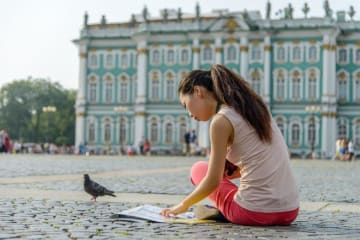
0, 78, 76, 145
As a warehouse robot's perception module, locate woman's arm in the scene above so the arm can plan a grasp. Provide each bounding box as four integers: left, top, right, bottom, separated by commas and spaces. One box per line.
160, 115, 233, 217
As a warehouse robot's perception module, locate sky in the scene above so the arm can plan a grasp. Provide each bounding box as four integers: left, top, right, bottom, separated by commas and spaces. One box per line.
1, 0, 359, 90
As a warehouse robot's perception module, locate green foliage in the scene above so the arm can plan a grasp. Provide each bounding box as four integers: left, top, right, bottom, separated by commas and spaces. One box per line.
0, 78, 76, 145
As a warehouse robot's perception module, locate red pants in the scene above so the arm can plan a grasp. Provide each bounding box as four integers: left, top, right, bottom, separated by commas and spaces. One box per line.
190, 161, 299, 226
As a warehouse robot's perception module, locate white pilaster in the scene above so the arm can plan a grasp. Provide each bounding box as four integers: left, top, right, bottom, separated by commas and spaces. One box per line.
240, 36, 248, 78
263, 35, 271, 106
134, 40, 147, 146
215, 37, 222, 64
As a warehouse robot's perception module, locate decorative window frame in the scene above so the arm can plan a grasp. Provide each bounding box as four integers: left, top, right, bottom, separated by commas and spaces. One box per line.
274, 43, 287, 63
104, 51, 115, 69
290, 43, 303, 63
249, 42, 263, 63
224, 44, 239, 64
336, 70, 350, 102
165, 47, 176, 66
149, 70, 162, 101
273, 68, 288, 101
87, 74, 99, 103
248, 68, 263, 96
352, 118, 360, 146
117, 73, 130, 103
88, 52, 99, 69
86, 116, 98, 144
305, 115, 320, 148
288, 117, 302, 147
275, 115, 288, 140
353, 70, 360, 102
306, 43, 319, 62
337, 47, 349, 65
289, 68, 303, 101
163, 70, 176, 102
101, 117, 114, 144
147, 115, 160, 144
353, 47, 360, 65
162, 115, 175, 144
150, 48, 162, 66
102, 73, 115, 103
305, 68, 320, 100
119, 50, 130, 69
337, 117, 349, 139
179, 46, 191, 65
177, 116, 188, 143
116, 116, 128, 145
200, 45, 214, 64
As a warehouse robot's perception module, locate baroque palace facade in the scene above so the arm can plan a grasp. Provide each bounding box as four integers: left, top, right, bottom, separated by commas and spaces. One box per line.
73, 2, 360, 158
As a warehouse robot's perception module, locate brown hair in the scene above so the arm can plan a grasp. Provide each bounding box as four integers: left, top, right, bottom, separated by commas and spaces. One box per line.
178, 64, 272, 142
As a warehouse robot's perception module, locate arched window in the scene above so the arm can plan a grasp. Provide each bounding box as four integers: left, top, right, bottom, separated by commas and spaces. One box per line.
120, 54, 128, 68
291, 70, 301, 100
104, 122, 111, 143
337, 71, 348, 101
165, 122, 173, 144
165, 72, 175, 101
251, 45, 261, 61
88, 123, 95, 143
88, 75, 98, 103
291, 123, 300, 146
150, 121, 158, 142
307, 117, 316, 146
339, 49, 347, 63
275, 70, 285, 100
337, 118, 347, 139
179, 122, 187, 143
105, 54, 113, 67
119, 118, 126, 145
89, 54, 98, 67
354, 72, 360, 101
250, 70, 261, 95
104, 76, 113, 103
308, 69, 317, 99
119, 75, 129, 102
356, 49, 360, 63
276, 117, 286, 137
151, 71, 160, 101
355, 121, 360, 145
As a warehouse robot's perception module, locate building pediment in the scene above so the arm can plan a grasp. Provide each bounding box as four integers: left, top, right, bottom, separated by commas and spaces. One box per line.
208, 15, 250, 32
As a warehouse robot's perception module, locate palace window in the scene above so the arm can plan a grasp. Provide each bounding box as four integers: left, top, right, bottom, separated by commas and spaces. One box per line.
354, 72, 360, 101
337, 118, 348, 139
337, 71, 348, 101
308, 46, 317, 62
165, 122, 173, 144
250, 69, 261, 95
150, 71, 160, 101
203, 46, 213, 62
105, 53, 114, 68
119, 118, 126, 145
151, 49, 161, 65
274, 70, 286, 100
355, 122, 360, 145
355, 48, 360, 64
120, 53, 129, 69
119, 75, 129, 102
88, 75, 98, 103
226, 45, 237, 62
307, 69, 317, 100
104, 75, 114, 103
179, 121, 187, 143
104, 122, 111, 143
250, 44, 261, 61
180, 49, 189, 64
276, 46, 286, 62
89, 54, 98, 68
338, 48, 348, 64
150, 121, 159, 143
165, 72, 175, 101
88, 123, 95, 143
291, 70, 301, 101
292, 46, 301, 62
276, 117, 286, 138
290, 123, 300, 146
166, 49, 175, 65
307, 117, 316, 146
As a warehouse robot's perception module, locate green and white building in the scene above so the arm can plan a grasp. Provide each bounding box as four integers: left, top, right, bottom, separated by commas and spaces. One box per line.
73, 1, 360, 158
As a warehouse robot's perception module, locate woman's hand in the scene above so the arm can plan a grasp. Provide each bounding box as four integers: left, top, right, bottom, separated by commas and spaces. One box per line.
160, 202, 189, 218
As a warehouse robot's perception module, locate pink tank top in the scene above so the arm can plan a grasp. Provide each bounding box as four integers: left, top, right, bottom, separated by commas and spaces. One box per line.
218, 106, 299, 212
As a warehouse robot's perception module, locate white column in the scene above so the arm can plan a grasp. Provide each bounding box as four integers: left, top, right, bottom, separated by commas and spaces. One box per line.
191, 38, 200, 131
75, 44, 87, 148
263, 35, 271, 106
240, 36, 248, 78
134, 40, 147, 146
215, 37, 222, 64
321, 35, 336, 158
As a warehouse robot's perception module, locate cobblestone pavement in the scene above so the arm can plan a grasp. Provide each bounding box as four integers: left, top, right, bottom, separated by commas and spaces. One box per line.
1, 154, 360, 239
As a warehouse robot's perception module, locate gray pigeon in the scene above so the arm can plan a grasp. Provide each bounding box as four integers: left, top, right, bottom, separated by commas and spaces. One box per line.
83, 174, 116, 201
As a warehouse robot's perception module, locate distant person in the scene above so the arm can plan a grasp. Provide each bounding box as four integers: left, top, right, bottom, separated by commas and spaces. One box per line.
184, 130, 191, 156
347, 140, 354, 161
138, 137, 145, 155
144, 139, 151, 156
161, 64, 299, 226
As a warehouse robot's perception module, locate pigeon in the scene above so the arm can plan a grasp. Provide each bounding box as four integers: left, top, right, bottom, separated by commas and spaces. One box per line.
83, 174, 116, 201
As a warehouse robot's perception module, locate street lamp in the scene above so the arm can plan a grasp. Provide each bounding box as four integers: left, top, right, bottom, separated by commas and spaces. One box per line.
42, 106, 57, 144
114, 106, 128, 154
305, 105, 321, 159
